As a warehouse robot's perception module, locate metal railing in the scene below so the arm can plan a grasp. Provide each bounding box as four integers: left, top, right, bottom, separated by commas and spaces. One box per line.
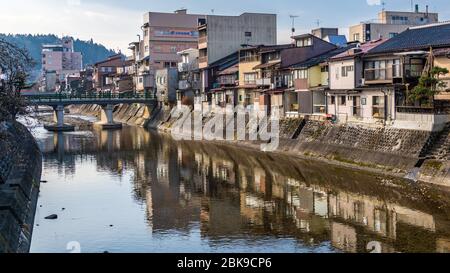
256, 78, 272, 86
25, 92, 157, 102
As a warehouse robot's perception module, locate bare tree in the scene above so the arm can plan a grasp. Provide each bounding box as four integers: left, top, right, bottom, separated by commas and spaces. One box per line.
0, 39, 35, 121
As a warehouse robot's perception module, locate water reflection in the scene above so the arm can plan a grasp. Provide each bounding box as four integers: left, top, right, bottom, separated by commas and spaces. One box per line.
32, 126, 450, 253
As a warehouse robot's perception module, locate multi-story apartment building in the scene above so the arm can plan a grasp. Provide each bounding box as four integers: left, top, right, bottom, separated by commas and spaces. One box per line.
177, 48, 201, 107
131, 9, 205, 94
42, 37, 83, 81
198, 13, 277, 69
198, 12, 277, 104
92, 54, 124, 92
155, 67, 178, 105
141, 9, 205, 70
349, 6, 438, 43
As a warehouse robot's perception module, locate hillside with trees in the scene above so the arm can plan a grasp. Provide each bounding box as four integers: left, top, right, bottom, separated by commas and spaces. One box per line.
0, 34, 117, 72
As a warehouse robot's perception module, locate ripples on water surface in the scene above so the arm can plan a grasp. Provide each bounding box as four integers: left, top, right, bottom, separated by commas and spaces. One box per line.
27, 120, 450, 253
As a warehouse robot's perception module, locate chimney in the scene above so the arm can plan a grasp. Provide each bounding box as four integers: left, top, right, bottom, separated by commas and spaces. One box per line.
415, 4, 419, 13
426, 5, 429, 17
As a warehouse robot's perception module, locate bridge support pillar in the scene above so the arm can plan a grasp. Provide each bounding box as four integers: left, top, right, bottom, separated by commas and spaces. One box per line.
44, 105, 75, 132
95, 104, 122, 130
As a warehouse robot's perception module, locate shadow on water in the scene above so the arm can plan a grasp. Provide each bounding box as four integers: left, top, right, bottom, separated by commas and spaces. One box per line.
30, 124, 450, 253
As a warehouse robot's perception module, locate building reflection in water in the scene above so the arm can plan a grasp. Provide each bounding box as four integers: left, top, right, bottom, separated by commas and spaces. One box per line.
39, 126, 450, 253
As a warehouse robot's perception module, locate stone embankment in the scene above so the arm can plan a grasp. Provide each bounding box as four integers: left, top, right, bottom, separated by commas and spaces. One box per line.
0, 121, 42, 253
71, 104, 450, 187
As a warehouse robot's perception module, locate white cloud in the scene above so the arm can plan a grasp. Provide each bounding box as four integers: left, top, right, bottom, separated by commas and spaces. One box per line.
67, 0, 81, 7
0, 0, 140, 54
366, 0, 382, 6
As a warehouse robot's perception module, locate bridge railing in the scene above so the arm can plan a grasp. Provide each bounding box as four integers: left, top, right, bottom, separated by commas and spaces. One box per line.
24, 92, 157, 102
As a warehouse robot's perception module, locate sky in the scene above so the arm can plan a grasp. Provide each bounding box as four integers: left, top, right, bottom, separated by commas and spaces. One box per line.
1, 0, 449, 54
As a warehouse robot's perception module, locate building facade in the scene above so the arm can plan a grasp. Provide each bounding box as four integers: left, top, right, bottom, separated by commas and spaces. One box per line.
42, 37, 83, 82
349, 6, 438, 43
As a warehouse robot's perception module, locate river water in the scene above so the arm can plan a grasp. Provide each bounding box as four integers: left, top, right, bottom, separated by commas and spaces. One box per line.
25, 116, 450, 253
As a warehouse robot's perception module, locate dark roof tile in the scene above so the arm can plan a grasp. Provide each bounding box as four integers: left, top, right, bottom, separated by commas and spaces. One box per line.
369, 22, 450, 54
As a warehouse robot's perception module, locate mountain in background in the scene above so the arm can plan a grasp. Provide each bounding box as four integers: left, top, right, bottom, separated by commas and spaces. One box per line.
0, 34, 118, 71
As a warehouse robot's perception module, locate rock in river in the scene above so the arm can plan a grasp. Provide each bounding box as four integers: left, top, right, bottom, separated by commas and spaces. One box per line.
45, 214, 58, 220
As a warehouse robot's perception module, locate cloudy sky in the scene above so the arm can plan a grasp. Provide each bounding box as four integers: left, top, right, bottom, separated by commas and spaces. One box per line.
1, 0, 449, 54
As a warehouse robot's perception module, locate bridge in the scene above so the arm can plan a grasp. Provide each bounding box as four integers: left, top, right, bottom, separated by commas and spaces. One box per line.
24, 92, 157, 131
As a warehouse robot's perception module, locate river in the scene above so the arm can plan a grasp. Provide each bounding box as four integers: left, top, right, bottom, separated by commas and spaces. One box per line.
25, 115, 450, 253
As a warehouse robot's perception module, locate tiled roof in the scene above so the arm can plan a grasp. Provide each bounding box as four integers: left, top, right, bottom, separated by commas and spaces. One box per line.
290, 45, 356, 69
209, 51, 239, 70
331, 39, 387, 60
368, 22, 450, 54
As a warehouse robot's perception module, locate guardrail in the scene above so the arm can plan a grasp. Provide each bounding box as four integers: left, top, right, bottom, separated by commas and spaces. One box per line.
25, 92, 157, 102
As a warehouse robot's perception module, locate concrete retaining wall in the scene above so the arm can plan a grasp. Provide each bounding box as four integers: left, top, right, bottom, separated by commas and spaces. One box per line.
0, 121, 42, 253
72, 104, 450, 186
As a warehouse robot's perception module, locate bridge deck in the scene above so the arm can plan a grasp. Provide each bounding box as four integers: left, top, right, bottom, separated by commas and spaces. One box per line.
24, 93, 157, 106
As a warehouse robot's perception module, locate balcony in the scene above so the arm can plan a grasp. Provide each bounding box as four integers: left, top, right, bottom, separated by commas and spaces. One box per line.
179, 80, 190, 90
364, 64, 423, 85
217, 76, 237, 86
364, 67, 396, 84
178, 63, 189, 72
199, 56, 208, 69
179, 80, 201, 90
240, 55, 260, 63
198, 36, 207, 49
256, 78, 272, 86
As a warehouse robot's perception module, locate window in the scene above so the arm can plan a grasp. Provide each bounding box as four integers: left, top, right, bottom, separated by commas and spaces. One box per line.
340, 96, 346, 105
341, 66, 353, 77
330, 96, 336, 105
373, 96, 383, 106
294, 69, 308, 79
353, 33, 360, 42
321, 66, 329, 73
145, 45, 149, 52
144, 29, 149, 37
388, 33, 398, 39
244, 73, 257, 84
245, 32, 252, 37
296, 37, 313, 47
139, 77, 143, 83
170, 46, 177, 53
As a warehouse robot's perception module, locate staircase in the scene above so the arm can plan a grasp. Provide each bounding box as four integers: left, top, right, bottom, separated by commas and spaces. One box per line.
427, 123, 450, 160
